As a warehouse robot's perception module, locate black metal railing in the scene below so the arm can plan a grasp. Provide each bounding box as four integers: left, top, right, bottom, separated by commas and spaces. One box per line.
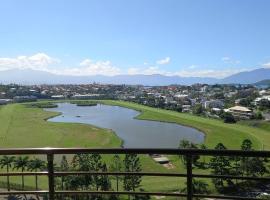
0, 148, 269, 200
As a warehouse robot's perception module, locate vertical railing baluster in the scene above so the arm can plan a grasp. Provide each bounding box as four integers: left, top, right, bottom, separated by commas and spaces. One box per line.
186, 154, 193, 200
47, 153, 55, 200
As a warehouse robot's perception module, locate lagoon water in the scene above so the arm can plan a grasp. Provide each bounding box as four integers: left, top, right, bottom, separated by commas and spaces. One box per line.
45, 103, 204, 148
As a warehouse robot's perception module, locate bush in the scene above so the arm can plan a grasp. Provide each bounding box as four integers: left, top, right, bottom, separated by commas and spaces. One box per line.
28, 102, 57, 108
221, 112, 236, 123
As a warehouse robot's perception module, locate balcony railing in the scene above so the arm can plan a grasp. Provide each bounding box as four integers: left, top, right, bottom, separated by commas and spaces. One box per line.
0, 148, 269, 200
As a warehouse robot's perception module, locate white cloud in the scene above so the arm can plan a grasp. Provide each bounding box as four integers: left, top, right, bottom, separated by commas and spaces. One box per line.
156, 57, 170, 65
221, 56, 240, 64
221, 57, 230, 62
127, 66, 170, 76
188, 65, 197, 69
0, 53, 59, 71
53, 59, 121, 76
174, 69, 245, 78
127, 65, 245, 78
262, 62, 270, 68
0, 53, 248, 78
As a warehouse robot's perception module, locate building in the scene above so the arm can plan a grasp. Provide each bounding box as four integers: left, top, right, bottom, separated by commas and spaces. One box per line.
204, 100, 224, 109
182, 105, 191, 112
0, 99, 12, 105
254, 96, 270, 106
51, 95, 65, 99
71, 94, 101, 100
13, 96, 37, 103
227, 106, 253, 119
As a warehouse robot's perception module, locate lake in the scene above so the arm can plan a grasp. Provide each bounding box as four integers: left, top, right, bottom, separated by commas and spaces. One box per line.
45, 103, 204, 148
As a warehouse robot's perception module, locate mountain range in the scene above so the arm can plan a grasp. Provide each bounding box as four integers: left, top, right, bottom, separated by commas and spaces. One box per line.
0, 68, 270, 85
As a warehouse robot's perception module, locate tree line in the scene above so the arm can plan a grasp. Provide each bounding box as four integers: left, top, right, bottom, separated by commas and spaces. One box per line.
179, 139, 269, 197
0, 154, 146, 200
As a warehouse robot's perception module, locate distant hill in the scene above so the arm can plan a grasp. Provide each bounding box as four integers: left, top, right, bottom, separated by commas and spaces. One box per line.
254, 79, 270, 86
221, 68, 270, 84
0, 69, 218, 85
1, 67, 270, 85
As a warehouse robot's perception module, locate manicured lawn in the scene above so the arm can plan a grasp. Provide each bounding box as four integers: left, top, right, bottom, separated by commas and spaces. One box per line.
239, 120, 270, 132
100, 100, 270, 150
0, 103, 121, 148
0, 101, 270, 194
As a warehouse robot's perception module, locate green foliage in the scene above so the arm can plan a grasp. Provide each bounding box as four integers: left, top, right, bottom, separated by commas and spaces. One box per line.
241, 139, 253, 151
13, 156, 29, 190
192, 104, 204, 115
110, 155, 122, 191
28, 102, 58, 108
240, 139, 268, 177
178, 139, 200, 165
0, 156, 15, 191
221, 112, 236, 123
70, 101, 98, 106
254, 111, 263, 120
27, 158, 46, 190
182, 179, 210, 199
258, 99, 270, 111
209, 143, 233, 191
123, 154, 142, 192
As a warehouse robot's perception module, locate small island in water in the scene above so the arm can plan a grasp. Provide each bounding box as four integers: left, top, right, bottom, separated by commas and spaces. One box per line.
71, 101, 98, 106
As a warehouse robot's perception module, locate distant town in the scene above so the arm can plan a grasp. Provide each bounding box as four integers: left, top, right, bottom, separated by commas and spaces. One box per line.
1, 83, 270, 123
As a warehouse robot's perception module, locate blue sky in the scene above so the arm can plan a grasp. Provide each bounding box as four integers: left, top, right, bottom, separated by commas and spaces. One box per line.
0, 0, 270, 77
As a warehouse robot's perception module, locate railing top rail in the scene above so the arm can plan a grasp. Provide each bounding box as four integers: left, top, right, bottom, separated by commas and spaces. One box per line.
0, 148, 269, 157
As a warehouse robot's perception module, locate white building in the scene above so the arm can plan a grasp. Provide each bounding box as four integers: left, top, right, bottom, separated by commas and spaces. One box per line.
0, 99, 12, 105
204, 100, 224, 109
182, 105, 191, 112
72, 94, 100, 99
227, 106, 253, 119
51, 95, 65, 99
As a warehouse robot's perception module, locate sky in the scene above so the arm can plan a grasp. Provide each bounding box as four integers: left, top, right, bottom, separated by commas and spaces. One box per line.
0, 0, 270, 78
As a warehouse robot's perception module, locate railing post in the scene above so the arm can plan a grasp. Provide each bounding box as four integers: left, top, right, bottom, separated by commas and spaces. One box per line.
186, 154, 193, 200
47, 153, 55, 200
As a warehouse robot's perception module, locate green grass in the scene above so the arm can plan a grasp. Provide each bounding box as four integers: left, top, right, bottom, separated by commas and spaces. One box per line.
0, 100, 270, 194
0, 103, 121, 148
27, 102, 58, 108
99, 100, 270, 150
239, 120, 270, 132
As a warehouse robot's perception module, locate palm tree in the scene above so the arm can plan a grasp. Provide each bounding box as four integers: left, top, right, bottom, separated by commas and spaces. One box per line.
13, 156, 29, 190
27, 158, 46, 190
0, 156, 15, 191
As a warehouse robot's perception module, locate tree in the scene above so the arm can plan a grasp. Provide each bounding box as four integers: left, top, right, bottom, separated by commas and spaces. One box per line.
192, 104, 204, 115
72, 153, 94, 190
0, 156, 15, 191
209, 143, 232, 191
88, 153, 104, 191
178, 140, 200, 166
123, 154, 142, 200
110, 155, 122, 191
222, 112, 236, 123
60, 155, 69, 190
246, 157, 268, 177
199, 144, 208, 168
28, 158, 46, 190
13, 156, 29, 190
240, 139, 267, 177
182, 179, 210, 199
254, 111, 263, 120
100, 163, 111, 191
179, 140, 190, 164
27, 158, 46, 200
241, 139, 253, 151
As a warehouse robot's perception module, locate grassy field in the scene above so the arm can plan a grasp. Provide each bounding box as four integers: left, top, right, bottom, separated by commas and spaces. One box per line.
0, 100, 270, 194
100, 100, 270, 150
0, 103, 121, 148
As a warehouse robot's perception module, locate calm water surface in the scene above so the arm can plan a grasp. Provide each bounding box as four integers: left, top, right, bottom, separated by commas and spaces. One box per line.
45, 103, 204, 148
